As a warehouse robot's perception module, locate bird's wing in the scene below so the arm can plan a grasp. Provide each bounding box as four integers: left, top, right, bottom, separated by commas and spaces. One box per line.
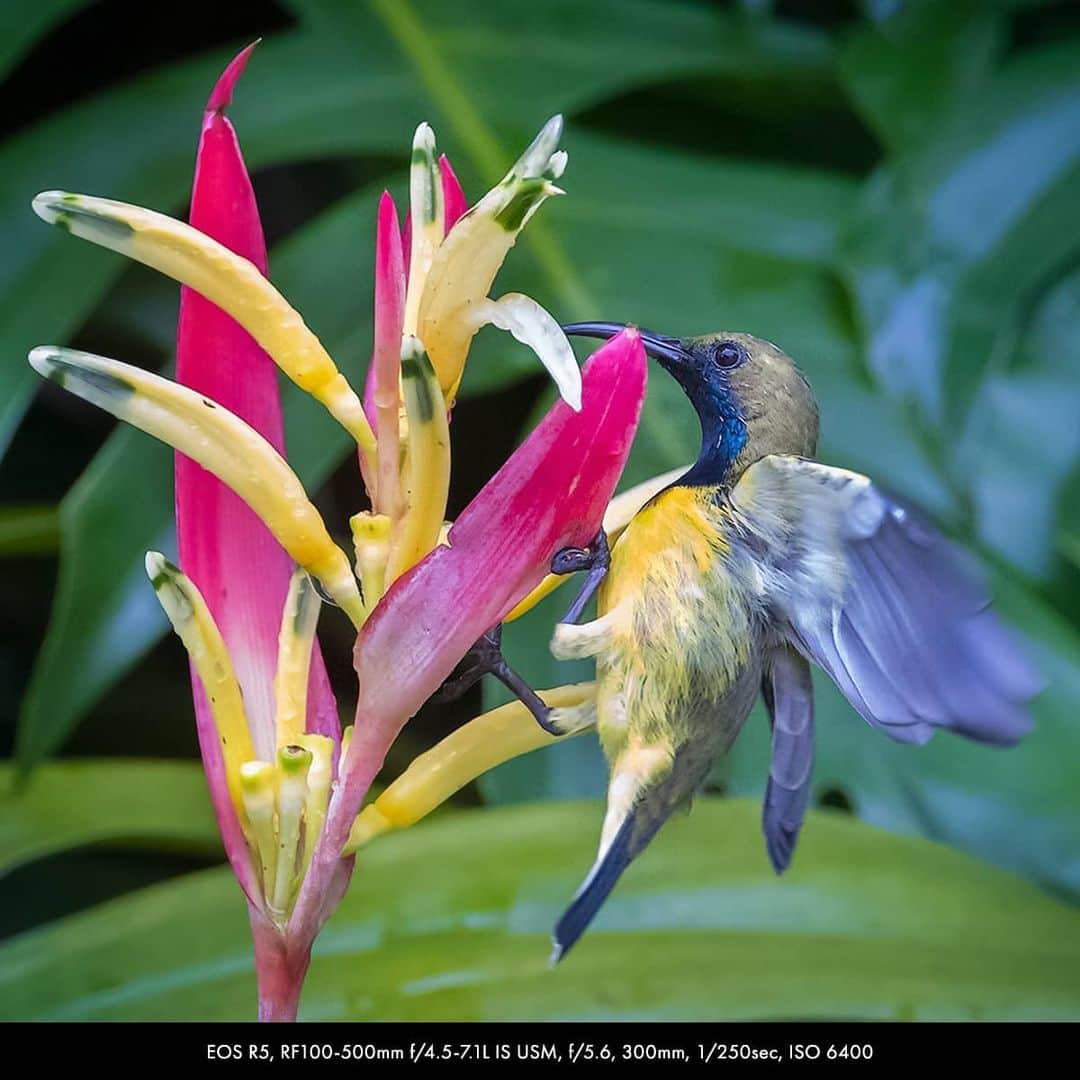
731, 455, 1040, 747
761, 647, 814, 873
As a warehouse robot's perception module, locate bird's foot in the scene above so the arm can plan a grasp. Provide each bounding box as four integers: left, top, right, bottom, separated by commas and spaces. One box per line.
431, 624, 559, 735
551, 529, 610, 625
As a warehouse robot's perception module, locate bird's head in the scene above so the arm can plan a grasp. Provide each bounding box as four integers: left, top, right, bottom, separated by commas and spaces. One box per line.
564, 323, 819, 485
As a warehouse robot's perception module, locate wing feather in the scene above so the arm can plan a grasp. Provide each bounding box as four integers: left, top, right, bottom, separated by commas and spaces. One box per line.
734, 456, 1039, 747
761, 648, 814, 873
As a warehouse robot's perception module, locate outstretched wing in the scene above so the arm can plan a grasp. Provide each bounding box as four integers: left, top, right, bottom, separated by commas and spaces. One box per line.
761, 647, 814, 873
732, 456, 1039, 747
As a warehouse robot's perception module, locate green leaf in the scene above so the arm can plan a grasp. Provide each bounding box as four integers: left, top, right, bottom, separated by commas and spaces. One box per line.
0, 1, 90, 81
0, 504, 59, 556
952, 265, 1080, 576
3, 800, 1077, 1020
0, 759, 219, 878
839, 40, 1080, 433
307, 0, 834, 176
14, 186, 373, 766
839, 1, 1007, 153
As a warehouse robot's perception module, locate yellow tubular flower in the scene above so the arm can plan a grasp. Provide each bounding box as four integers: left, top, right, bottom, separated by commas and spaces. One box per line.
274, 569, 322, 748
31, 191, 377, 471
31, 347, 366, 627
402, 123, 445, 337
345, 683, 597, 852
350, 511, 391, 609
145, 552, 256, 811
505, 465, 689, 621
387, 337, 451, 582
418, 116, 567, 405
297, 734, 334, 874
273, 744, 312, 916
240, 761, 278, 897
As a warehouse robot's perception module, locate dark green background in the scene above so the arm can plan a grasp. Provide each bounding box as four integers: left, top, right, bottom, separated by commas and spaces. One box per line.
1, 0, 1078, 1019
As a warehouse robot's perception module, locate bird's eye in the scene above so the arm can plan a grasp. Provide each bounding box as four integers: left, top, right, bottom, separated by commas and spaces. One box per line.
713, 340, 748, 368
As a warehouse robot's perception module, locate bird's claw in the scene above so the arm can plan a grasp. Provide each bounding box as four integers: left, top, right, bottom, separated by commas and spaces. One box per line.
552, 529, 610, 626
551, 529, 609, 576
431, 623, 557, 734
430, 625, 504, 704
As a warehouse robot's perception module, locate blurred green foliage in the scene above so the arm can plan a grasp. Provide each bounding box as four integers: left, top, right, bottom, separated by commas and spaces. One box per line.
6, 800, 1080, 1020
1, 0, 1079, 1020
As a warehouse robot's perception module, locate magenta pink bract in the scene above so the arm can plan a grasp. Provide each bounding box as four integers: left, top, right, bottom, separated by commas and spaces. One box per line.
175, 47, 341, 898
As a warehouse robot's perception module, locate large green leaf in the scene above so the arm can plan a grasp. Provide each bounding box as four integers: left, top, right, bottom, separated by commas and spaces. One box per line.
304, 0, 833, 180
2, 800, 1077, 1020
0, 759, 219, 878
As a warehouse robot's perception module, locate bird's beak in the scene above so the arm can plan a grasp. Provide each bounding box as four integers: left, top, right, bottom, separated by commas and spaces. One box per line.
562, 322, 688, 368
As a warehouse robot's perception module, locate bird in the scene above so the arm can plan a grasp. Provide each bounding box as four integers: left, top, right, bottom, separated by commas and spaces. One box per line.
537, 322, 1040, 964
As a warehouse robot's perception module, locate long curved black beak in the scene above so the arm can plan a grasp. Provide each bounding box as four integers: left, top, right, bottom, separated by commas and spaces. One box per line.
562, 321, 688, 367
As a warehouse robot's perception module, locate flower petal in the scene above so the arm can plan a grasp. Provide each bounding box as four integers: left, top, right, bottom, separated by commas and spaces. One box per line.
387, 337, 451, 581
28, 347, 365, 627
467, 293, 581, 409
31, 189, 376, 465
145, 553, 255, 812
366, 154, 465, 427
418, 116, 567, 403
177, 51, 336, 771
345, 682, 595, 851
402, 123, 445, 337
439, 153, 468, 233
399, 155, 467, 283
368, 191, 406, 518
273, 569, 323, 749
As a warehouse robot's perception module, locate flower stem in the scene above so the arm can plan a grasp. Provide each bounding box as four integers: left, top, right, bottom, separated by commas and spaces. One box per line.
250, 911, 311, 1023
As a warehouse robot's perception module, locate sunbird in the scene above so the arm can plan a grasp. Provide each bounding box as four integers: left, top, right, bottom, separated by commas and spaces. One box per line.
549, 323, 1038, 961
439, 324, 1039, 964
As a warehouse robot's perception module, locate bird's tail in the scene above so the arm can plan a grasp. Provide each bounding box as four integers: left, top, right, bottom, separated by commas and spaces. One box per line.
550, 810, 641, 965
551, 747, 703, 964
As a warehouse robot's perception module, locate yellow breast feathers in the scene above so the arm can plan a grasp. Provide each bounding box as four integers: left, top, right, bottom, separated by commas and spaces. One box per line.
552, 484, 754, 758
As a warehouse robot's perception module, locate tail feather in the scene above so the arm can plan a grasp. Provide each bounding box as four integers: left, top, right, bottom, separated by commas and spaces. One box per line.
550, 811, 637, 966
551, 736, 718, 964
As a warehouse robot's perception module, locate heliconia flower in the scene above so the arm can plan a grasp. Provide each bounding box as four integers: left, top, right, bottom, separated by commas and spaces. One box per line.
27, 45, 647, 1021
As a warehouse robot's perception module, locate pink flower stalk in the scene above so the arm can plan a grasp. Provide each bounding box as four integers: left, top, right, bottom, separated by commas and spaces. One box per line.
27, 48, 646, 1021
